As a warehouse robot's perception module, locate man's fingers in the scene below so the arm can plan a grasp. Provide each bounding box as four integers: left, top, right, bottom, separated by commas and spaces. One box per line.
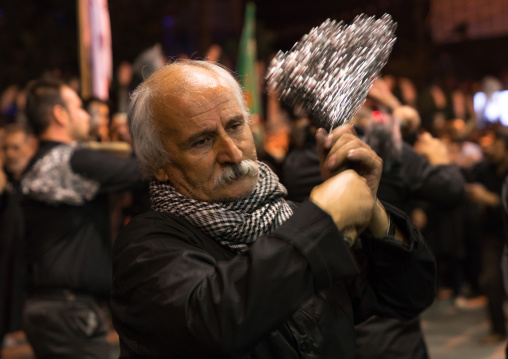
346, 147, 382, 170
316, 128, 328, 163
325, 138, 371, 172
324, 125, 356, 150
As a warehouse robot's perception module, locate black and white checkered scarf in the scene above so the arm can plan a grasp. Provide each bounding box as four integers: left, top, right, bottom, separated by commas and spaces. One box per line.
150, 162, 293, 253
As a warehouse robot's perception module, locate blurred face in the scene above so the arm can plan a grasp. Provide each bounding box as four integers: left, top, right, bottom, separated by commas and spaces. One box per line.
61, 86, 90, 141
111, 114, 131, 143
485, 138, 508, 166
4, 131, 36, 178
153, 69, 258, 202
89, 102, 110, 128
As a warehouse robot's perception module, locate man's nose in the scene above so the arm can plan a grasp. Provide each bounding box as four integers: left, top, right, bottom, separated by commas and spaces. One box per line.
216, 134, 242, 165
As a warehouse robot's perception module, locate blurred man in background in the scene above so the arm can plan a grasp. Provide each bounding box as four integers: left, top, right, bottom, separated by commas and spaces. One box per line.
3, 124, 37, 188
21, 79, 143, 358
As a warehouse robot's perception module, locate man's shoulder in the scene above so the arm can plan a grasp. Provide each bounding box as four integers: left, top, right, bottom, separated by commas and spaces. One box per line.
114, 210, 208, 253
125, 209, 193, 229
21, 142, 101, 206
25, 141, 68, 172
400, 142, 424, 162
71, 146, 128, 167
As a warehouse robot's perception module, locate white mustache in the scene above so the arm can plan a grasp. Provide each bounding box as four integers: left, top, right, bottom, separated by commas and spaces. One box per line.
213, 160, 258, 188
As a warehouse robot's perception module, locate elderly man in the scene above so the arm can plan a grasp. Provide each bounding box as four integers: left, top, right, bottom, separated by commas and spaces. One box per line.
111, 60, 436, 359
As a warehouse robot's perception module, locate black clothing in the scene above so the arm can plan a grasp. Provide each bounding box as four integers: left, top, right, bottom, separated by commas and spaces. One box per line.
380, 145, 466, 295
281, 141, 322, 203
463, 161, 507, 237
377, 143, 464, 212
480, 234, 506, 335
111, 201, 436, 358
281, 140, 463, 359
23, 292, 110, 359
355, 316, 429, 359
21, 140, 143, 358
464, 160, 508, 336
281, 142, 464, 211
502, 176, 508, 295
0, 185, 25, 342
501, 176, 508, 358
22, 141, 143, 298
356, 144, 464, 359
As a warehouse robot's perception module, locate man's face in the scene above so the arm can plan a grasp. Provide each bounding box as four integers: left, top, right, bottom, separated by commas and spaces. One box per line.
88, 101, 110, 135
89, 102, 110, 127
4, 131, 36, 177
61, 86, 90, 141
153, 70, 258, 202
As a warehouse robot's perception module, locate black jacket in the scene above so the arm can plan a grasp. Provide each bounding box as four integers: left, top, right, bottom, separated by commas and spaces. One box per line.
281, 142, 464, 211
377, 142, 464, 211
281, 139, 460, 359
21, 141, 142, 298
111, 200, 436, 358
0, 185, 25, 339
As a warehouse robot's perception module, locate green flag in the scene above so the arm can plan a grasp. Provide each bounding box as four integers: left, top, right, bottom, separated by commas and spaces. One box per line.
237, 2, 261, 116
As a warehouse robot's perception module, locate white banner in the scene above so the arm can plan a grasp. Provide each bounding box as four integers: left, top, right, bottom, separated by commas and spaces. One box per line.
79, 0, 112, 100
89, 0, 112, 100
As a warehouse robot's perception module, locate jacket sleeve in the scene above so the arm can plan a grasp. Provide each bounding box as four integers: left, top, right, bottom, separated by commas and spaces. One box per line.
404, 145, 465, 208
351, 201, 437, 324
70, 148, 143, 193
111, 201, 360, 357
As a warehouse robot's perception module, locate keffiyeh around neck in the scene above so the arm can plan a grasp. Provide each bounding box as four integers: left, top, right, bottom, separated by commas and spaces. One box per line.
150, 162, 293, 253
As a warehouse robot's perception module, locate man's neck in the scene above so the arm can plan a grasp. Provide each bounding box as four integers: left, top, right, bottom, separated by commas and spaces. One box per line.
39, 130, 73, 144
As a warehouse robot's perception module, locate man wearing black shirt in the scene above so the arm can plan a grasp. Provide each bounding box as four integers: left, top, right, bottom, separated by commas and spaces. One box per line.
464, 128, 508, 344
110, 60, 436, 359
21, 80, 143, 358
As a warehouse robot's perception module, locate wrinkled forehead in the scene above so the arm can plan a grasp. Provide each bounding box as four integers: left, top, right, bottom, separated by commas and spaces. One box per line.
150, 66, 239, 122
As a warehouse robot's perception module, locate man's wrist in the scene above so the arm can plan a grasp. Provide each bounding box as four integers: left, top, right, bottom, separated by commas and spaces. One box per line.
368, 199, 390, 238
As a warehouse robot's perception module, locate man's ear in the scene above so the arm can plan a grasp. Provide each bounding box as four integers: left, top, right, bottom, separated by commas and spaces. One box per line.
52, 104, 69, 127
154, 168, 169, 181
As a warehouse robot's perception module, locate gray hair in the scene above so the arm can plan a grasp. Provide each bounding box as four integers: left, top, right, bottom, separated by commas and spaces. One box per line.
128, 60, 250, 177
363, 114, 402, 173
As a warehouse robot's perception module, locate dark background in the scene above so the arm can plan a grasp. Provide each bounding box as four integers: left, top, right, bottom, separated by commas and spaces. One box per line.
1, 0, 507, 91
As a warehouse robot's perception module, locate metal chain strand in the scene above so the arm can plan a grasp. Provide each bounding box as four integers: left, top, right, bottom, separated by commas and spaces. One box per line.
266, 14, 397, 131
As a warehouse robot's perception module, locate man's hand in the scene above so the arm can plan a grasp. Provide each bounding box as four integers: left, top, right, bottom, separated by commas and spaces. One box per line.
310, 170, 375, 238
316, 126, 383, 198
465, 183, 500, 207
414, 132, 450, 165
368, 78, 401, 110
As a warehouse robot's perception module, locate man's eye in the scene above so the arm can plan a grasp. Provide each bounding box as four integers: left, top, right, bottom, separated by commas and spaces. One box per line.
193, 138, 210, 147
230, 123, 243, 131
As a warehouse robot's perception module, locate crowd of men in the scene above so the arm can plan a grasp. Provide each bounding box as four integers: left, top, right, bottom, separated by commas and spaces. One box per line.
0, 57, 507, 359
